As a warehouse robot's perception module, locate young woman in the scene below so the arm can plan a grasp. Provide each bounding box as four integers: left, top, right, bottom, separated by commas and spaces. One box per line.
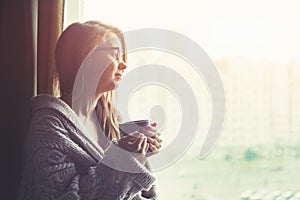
18, 21, 162, 200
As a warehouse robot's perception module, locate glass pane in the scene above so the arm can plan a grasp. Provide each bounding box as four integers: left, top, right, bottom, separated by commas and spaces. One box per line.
65, 0, 300, 199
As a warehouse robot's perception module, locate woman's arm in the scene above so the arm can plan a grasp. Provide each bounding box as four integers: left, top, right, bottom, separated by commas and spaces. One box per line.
131, 161, 159, 200
19, 113, 155, 200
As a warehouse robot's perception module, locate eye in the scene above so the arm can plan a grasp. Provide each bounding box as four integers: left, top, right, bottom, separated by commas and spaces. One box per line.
114, 50, 121, 62
114, 52, 119, 60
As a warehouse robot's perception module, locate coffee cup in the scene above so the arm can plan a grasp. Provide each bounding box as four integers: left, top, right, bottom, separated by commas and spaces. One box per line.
119, 119, 150, 136
119, 119, 152, 152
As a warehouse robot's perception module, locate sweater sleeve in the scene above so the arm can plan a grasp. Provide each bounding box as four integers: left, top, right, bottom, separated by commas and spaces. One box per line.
19, 113, 156, 200
131, 161, 159, 200
79, 142, 156, 199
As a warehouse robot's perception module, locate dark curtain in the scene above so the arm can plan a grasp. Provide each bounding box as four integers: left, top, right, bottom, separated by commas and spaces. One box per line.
0, 0, 64, 199
38, 0, 64, 96
0, 0, 35, 199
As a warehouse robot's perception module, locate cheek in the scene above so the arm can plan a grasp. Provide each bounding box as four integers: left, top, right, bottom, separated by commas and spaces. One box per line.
99, 63, 117, 84
103, 63, 115, 76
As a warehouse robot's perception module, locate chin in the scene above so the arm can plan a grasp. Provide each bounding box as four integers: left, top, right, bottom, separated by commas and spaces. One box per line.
108, 84, 119, 92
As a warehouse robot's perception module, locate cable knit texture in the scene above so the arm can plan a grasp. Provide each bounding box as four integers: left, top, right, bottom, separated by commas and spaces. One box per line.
18, 94, 158, 200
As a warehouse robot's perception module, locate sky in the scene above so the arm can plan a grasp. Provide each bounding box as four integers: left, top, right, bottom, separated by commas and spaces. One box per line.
81, 0, 300, 64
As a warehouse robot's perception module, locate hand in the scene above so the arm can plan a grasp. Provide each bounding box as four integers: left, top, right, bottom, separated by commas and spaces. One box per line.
141, 122, 163, 156
118, 132, 149, 165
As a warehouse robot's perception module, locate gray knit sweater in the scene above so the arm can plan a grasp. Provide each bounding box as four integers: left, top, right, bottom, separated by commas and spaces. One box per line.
18, 94, 158, 200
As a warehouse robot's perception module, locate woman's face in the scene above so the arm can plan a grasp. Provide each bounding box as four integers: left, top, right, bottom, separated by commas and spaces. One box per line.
96, 33, 127, 94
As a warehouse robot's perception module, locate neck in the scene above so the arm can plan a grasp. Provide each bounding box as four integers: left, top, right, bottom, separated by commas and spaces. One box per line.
62, 92, 109, 149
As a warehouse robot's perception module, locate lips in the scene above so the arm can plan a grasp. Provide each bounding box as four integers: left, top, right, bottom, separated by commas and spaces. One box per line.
115, 73, 122, 79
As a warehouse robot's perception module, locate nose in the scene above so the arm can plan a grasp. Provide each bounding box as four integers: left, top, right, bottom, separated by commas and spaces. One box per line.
118, 61, 127, 71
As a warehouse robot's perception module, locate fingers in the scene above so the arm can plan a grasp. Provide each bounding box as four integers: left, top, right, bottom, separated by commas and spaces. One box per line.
142, 127, 162, 145
141, 138, 149, 155
146, 144, 159, 157
151, 122, 157, 127
143, 125, 157, 132
141, 122, 162, 151
119, 132, 143, 152
132, 135, 147, 153
141, 129, 156, 138
147, 137, 162, 149
133, 139, 148, 165
141, 125, 161, 137
118, 121, 162, 157
153, 135, 162, 143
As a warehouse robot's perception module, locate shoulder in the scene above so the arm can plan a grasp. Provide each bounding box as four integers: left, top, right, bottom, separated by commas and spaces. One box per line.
30, 94, 77, 127
31, 94, 75, 119
28, 94, 80, 141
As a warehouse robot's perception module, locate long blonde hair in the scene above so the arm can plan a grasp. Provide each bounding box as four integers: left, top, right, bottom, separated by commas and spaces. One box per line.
55, 20, 126, 140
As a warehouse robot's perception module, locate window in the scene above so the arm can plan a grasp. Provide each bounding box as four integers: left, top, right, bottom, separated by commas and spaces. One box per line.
64, 0, 300, 199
